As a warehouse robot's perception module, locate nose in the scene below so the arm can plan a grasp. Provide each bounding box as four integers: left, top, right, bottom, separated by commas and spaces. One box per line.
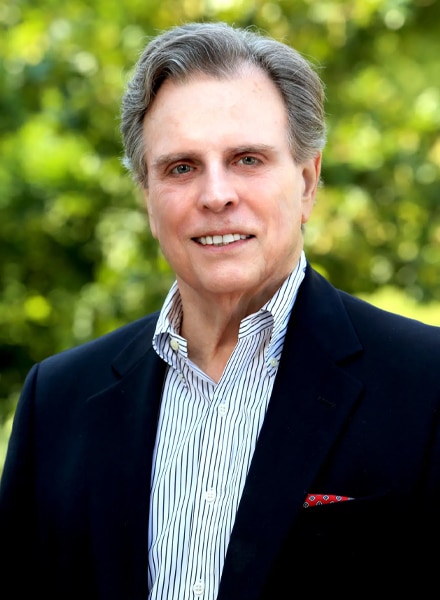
198, 165, 239, 212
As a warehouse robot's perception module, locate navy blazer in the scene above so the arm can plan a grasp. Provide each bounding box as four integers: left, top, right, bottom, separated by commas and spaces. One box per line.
1, 265, 440, 598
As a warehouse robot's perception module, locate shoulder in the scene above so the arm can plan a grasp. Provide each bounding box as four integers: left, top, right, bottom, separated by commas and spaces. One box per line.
32, 311, 160, 384
339, 288, 440, 345
12, 311, 163, 433
300, 265, 440, 360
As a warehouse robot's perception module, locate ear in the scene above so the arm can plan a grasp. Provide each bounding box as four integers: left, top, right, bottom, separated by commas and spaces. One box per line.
301, 152, 322, 225
143, 187, 158, 239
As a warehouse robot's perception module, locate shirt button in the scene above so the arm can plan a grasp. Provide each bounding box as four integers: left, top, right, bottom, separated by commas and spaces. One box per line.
269, 357, 279, 368
217, 403, 227, 416
204, 489, 216, 503
170, 339, 179, 351
192, 580, 204, 595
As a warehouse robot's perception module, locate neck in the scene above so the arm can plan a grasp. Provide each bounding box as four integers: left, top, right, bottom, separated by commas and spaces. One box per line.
180, 301, 243, 383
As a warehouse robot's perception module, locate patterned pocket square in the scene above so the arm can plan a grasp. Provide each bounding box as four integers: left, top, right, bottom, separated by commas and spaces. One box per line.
303, 493, 354, 508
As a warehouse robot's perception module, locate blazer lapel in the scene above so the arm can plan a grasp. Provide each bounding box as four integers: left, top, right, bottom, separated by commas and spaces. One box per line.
218, 267, 364, 600
85, 318, 165, 599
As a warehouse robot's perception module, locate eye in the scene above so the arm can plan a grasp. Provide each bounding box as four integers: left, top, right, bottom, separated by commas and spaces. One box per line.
170, 163, 193, 175
237, 155, 260, 166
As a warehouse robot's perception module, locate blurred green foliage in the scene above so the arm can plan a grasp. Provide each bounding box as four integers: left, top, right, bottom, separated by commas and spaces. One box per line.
1, 0, 440, 470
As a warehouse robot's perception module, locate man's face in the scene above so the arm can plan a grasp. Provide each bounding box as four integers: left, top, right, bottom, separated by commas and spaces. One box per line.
143, 69, 321, 309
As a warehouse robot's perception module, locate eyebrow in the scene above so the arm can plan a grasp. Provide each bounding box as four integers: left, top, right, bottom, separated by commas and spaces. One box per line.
151, 153, 196, 170
151, 144, 277, 170
230, 144, 276, 156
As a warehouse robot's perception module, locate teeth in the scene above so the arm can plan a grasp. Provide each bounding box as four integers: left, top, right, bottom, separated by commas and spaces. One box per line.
198, 233, 248, 246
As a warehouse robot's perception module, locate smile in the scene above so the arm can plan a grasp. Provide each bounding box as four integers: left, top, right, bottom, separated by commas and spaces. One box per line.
195, 233, 251, 246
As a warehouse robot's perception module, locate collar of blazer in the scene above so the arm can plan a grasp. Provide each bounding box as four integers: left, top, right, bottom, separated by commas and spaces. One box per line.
110, 312, 160, 378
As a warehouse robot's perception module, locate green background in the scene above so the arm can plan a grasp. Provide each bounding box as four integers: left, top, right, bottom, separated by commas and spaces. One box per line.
1, 0, 440, 472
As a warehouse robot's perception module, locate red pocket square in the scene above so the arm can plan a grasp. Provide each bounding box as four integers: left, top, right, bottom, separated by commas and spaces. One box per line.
303, 493, 354, 508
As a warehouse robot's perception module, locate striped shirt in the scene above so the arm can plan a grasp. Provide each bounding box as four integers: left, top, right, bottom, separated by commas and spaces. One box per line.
148, 252, 307, 599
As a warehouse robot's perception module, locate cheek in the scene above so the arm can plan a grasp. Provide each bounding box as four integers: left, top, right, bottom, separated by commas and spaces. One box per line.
144, 189, 170, 240
272, 189, 303, 227
148, 203, 183, 244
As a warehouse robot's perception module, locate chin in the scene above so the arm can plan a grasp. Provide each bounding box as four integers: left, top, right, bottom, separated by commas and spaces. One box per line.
200, 276, 260, 297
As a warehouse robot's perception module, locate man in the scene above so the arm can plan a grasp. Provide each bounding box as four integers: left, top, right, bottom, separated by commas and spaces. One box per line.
1, 21, 440, 599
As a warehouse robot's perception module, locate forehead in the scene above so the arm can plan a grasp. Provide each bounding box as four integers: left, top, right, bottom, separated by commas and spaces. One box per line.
142, 69, 289, 152
149, 67, 286, 112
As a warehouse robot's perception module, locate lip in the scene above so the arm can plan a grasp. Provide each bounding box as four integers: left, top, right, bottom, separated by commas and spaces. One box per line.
193, 233, 253, 246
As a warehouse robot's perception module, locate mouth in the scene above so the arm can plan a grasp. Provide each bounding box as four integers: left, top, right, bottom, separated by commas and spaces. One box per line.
193, 233, 252, 247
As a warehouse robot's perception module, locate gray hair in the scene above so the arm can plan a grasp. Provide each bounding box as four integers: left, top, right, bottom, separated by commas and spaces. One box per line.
120, 21, 326, 187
